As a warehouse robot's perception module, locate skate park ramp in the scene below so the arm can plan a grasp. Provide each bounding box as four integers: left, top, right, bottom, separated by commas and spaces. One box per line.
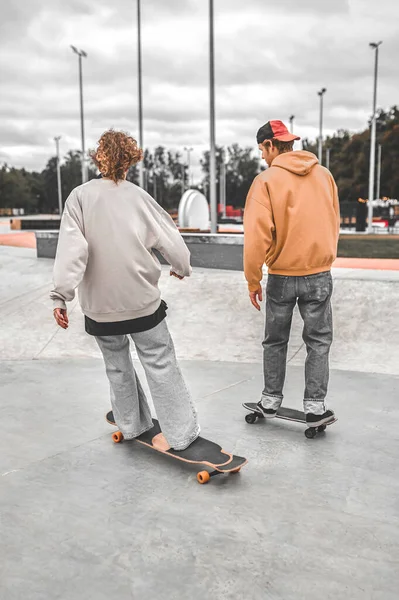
1, 245, 399, 375
1, 244, 399, 600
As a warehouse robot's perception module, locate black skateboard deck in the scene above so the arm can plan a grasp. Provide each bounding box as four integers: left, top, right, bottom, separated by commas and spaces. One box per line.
106, 411, 247, 484
243, 403, 337, 439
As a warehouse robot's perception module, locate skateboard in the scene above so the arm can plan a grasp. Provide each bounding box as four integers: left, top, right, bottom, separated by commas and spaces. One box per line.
243, 403, 337, 439
106, 411, 247, 485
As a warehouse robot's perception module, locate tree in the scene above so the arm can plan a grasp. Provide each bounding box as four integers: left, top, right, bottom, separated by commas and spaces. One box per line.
2, 108, 399, 215
141, 146, 186, 210
0, 165, 41, 212
41, 157, 59, 213
225, 144, 260, 206
303, 106, 399, 202
200, 144, 260, 207
126, 164, 139, 185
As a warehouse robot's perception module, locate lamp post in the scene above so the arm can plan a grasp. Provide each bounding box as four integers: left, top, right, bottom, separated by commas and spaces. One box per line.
54, 136, 63, 215
209, 0, 217, 233
376, 144, 382, 201
137, 0, 144, 188
326, 147, 331, 171
367, 41, 382, 233
220, 159, 226, 219
184, 147, 193, 189
289, 115, 295, 132
70, 46, 88, 183
317, 88, 327, 165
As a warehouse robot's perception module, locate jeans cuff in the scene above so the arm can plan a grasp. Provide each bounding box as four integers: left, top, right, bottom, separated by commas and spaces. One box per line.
170, 424, 201, 451
304, 399, 326, 415
122, 421, 154, 440
261, 394, 283, 410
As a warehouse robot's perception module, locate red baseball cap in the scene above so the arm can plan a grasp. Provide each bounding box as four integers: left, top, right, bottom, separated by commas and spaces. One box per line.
256, 120, 300, 144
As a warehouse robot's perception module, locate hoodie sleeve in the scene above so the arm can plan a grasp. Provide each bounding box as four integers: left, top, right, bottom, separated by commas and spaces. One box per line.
154, 211, 192, 278
331, 177, 341, 240
50, 190, 89, 311
244, 177, 275, 292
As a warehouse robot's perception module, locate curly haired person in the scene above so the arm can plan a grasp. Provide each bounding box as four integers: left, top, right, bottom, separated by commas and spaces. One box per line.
51, 130, 200, 450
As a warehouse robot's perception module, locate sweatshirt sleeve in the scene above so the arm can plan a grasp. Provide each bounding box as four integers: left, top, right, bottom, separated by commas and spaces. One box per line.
154, 211, 192, 277
331, 178, 341, 240
244, 177, 275, 292
50, 190, 89, 311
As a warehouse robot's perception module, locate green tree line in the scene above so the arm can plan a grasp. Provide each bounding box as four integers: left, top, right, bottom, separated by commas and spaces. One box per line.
0, 144, 261, 213
1, 106, 398, 214
303, 106, 399, 201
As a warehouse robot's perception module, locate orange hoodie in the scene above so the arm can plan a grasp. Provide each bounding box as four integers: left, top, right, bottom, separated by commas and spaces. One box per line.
244, 151, 340, 291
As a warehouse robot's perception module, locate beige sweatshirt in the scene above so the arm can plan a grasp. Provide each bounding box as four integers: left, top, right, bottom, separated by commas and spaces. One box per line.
244, 151, 340, 291
50, 178, 191, 322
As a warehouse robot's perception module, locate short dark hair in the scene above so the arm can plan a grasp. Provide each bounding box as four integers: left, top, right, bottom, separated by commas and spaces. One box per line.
263, 138, 294, 154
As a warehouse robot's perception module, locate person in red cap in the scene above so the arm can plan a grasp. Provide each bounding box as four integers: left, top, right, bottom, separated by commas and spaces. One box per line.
243, 120, 340, 427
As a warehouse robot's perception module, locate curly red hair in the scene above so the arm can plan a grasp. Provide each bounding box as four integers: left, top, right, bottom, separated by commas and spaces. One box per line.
91, 129, 143, 183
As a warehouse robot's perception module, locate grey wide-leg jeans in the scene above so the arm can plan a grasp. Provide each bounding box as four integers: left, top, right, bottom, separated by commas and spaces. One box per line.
95, 319, 200, 450
261, 271, 333, 415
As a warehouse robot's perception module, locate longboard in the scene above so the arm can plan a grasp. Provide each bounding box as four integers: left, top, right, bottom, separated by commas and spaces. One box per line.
106, 411, 247, 484
243, 403, 337, 439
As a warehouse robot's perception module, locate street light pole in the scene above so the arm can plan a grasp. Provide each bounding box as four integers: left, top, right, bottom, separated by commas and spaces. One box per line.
137, 0, 144, 188
289, 115, 295, 132
184, 147, 193, 189
368, 41, 382, 232
220, 159, 226, 219
209, 0, 217, 233
326, 147, 331, 171
317, 88, 327, 165
70, 46, 88, 184
54, 136, 63, 215
376, 144, 382, 201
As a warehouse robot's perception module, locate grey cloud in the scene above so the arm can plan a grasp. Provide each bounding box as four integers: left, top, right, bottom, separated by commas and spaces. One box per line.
218, 0, 349, 15
1, 0, 399, 171
0, 123, 46, 147
0, 0, 95, 41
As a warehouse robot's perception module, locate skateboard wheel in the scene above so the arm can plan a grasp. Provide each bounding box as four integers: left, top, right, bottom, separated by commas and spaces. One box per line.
112, 431, 124, 444
197, 471, 210, 484
245, 413, 257, 424
318, 425, 327, 433
305, 428, 317, 439
230, 468, 241, 474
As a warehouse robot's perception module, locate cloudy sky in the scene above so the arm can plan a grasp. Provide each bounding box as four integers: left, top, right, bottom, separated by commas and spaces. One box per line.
1, 0, 398, 180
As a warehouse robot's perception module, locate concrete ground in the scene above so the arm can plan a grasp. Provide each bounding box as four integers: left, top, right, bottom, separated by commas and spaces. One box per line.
1, 245, 399, 600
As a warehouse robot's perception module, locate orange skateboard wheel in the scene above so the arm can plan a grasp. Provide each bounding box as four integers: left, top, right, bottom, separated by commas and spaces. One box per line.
112, 431, 124, 444
230, 468, 241, 474
197, 471, 210, 484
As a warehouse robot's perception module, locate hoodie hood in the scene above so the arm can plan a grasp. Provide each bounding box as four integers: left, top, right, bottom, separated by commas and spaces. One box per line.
272, 150, 319, 176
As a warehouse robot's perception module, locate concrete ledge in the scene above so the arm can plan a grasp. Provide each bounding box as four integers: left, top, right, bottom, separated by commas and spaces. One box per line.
35, 231, 60, 259
12, 218, 60, 231
36, 229, 399, 266
35, 231, 245, 270
170, 233, 243, 270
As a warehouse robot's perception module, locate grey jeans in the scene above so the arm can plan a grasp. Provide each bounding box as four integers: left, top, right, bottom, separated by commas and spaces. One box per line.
262, 271, 333, 415
95, 319, 200, 450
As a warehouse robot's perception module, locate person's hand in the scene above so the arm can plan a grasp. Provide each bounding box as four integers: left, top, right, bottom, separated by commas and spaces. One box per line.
170, 270, 184, 280
53, 308, 69, 329
249, 286, 263, 311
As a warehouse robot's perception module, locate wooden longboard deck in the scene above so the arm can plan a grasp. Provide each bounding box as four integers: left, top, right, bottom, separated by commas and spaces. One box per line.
243, 403, 337, 427
106, 412, 247, 473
